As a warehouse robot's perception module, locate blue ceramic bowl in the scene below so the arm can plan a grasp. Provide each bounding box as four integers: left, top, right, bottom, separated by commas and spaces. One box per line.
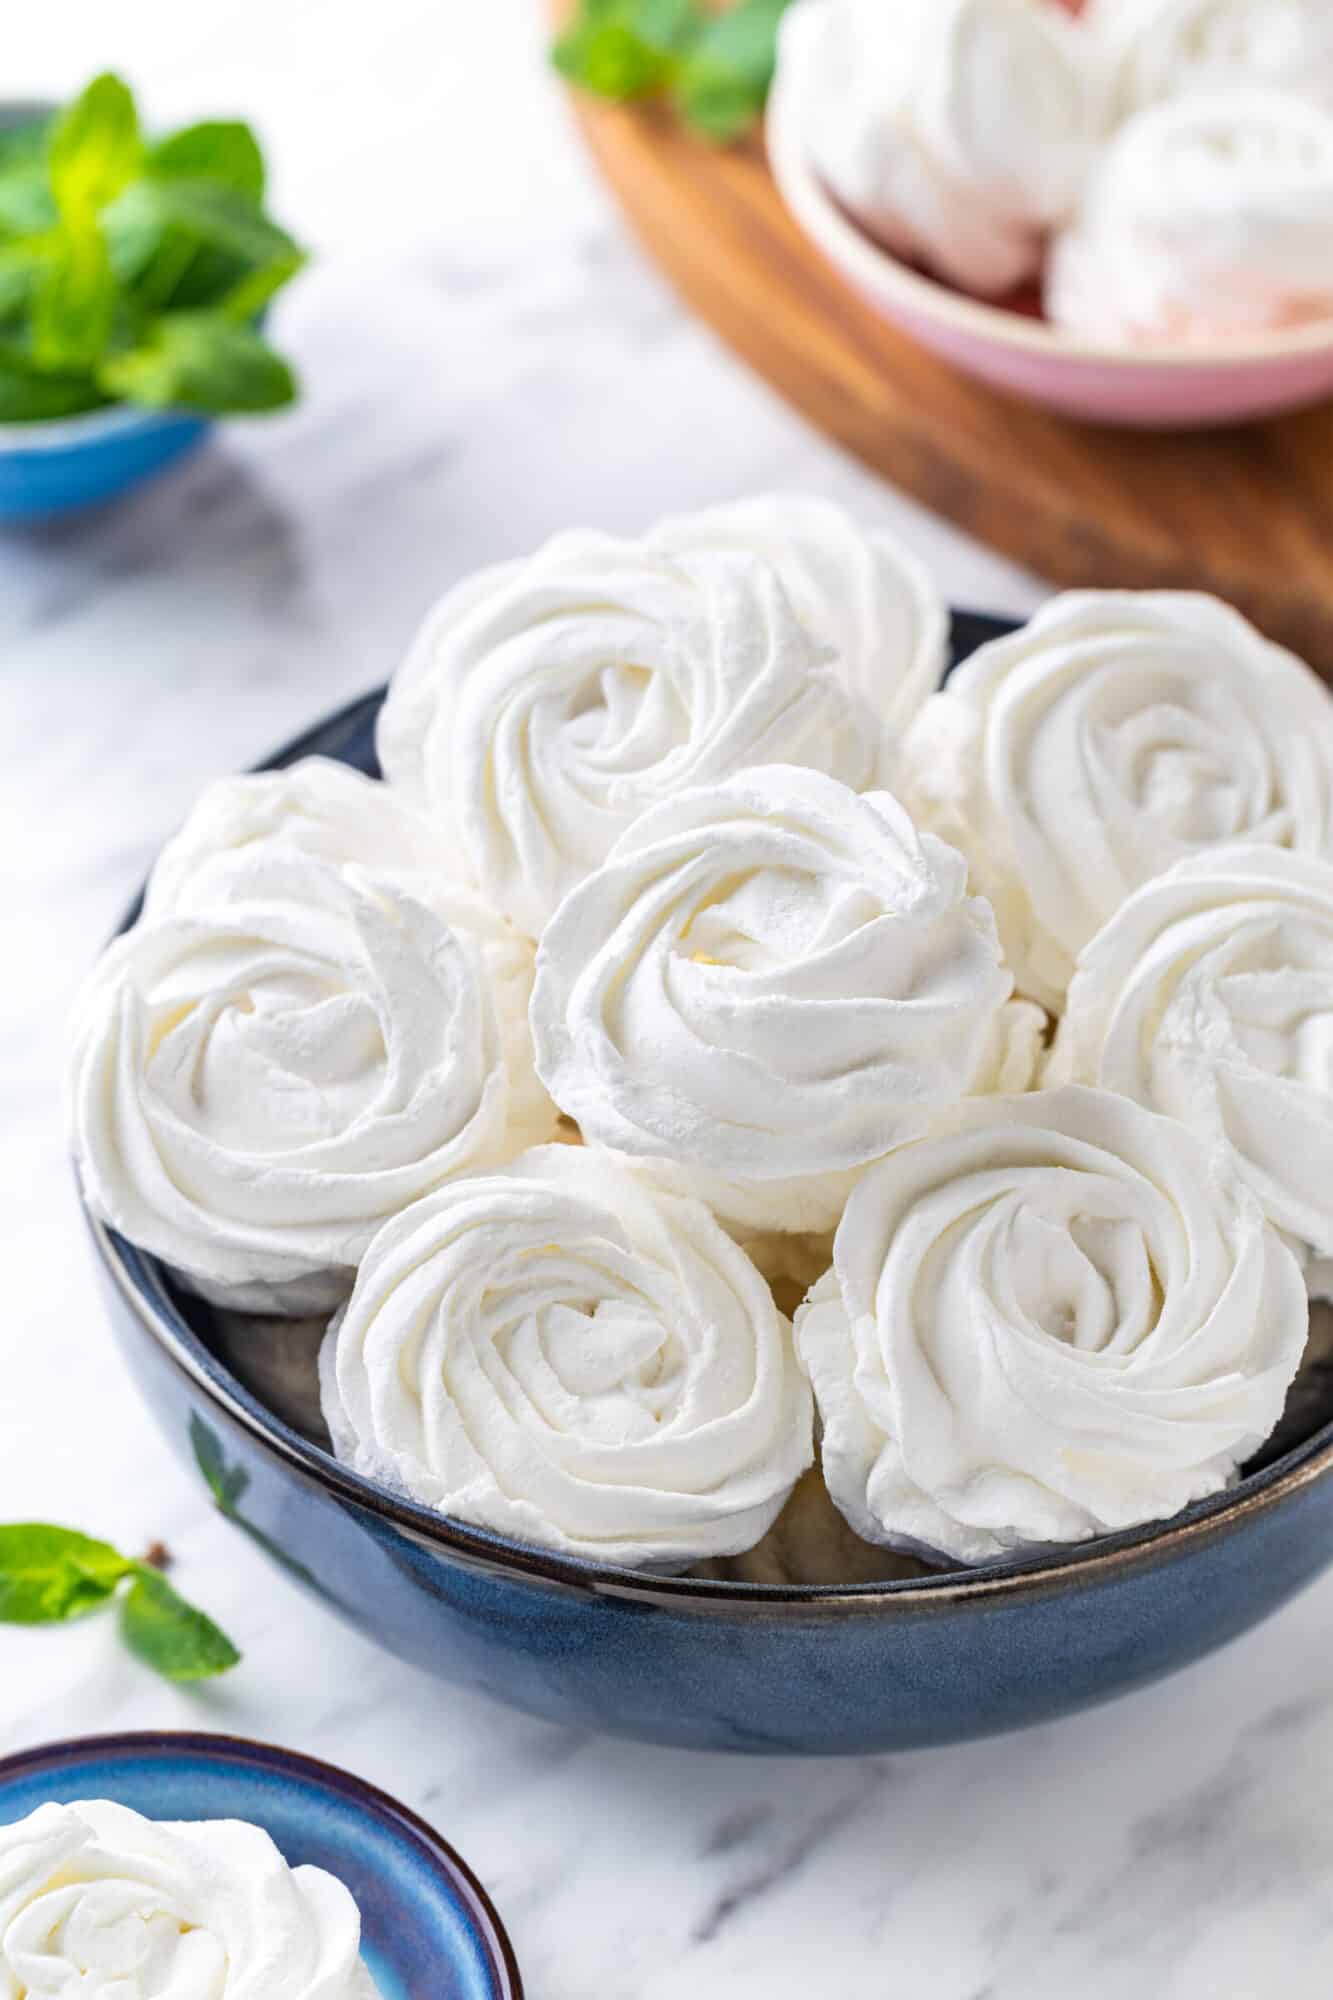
82, 612, 1333, 1755
0, 404, 211, 522
0, 1732, 522, 1998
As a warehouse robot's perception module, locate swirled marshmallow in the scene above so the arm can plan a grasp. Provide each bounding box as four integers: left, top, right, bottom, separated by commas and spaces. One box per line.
901, 590, 1333, 1010
72, 848, 556, 1314
796, 1085, 1308, 1564
144, 757, 456, 921
0, 1799, 378, 1998
1086, 0, 1333, 119
1049, 846, 1333, 1266
781, 0, 1104, 297
646, 492, 948, 751
319, 1145, 813, 1566
530, 765, 1013, 1234
377, 535, 881, 937
1047, 88, 1333, 340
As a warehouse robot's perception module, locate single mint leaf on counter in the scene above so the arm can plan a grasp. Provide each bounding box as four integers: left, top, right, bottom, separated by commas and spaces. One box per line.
120, 1567, 242, 1683
149, 121, 266, 201
100, 311, 297, 414
30, 224, 116, 372
48, 72, 143, 218
0, 1521, 241, 1683
0, 1524, 131, 1624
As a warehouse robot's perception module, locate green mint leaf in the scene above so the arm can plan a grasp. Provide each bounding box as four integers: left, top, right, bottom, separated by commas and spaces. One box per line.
30, 225, 115, 371
0, 239, 52, 330
553, 20, 677, 101
0, 167, 58, 241
48, 74, 143, 218
215, 251, 303, 323
0, 345, 105, 419
0, 1524, 131, 1623
120, 1567, 241, 1683
672, 0, 789, 139
0, 117, 51, 174
99, 311, 296, 414
149, 121, 266, 200
142, 179, 299, 270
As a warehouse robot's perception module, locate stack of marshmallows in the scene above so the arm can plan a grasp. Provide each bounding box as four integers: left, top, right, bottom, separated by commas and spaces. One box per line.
72, 494, 1333, 1574
781, 0, 1333, 342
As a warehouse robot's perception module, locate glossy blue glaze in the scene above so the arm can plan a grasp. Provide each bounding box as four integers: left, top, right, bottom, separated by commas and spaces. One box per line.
0, 406, 210, 522
0, 1734, 522, 1998
84, 613, 1333, 1755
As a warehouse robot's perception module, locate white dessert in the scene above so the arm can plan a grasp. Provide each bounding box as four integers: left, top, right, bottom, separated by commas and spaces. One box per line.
646, 491, 948, 752
530, 764, 1013, 1234
1049, 845, 1333, 1270
783, 0, 1104, 297
377, 535, 881, 939
144, 757, 455, 922
796, 1085, 1308, 1565
1047, 87, 1333, 340
1086, 0, 1333, 121
71, 848, 557, 1314
319, 1145, 813, 1567
901, 590, 1333, 1011
0, 1799, 379, 1998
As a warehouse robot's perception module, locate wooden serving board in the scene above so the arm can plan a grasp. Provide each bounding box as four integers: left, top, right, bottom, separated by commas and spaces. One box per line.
554, 63, 1333, 673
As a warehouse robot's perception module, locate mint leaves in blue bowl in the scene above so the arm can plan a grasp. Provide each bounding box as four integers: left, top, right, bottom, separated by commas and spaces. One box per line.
0, 76, 304, 520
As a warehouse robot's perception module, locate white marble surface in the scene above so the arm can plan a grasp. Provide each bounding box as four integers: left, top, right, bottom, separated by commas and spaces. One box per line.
4, 4, 1333, 1995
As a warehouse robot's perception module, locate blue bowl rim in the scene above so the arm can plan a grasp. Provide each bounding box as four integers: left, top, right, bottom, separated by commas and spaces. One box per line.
0, 1729, 524, 1999
79, 617, 1333, 1616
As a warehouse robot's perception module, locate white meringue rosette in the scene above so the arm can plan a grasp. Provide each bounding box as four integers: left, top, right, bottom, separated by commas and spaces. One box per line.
901, 590, 1333, 1011
1086, 0, 1333, 119
143, 757, 454, 922
377, 534, 881, 938
646, 491, 948, 751
318, 1145, 813, 1567
796, 1085, 1308, 1565
530, 764, 1014, 1234
781, 0, 1103, 297
1049, 845, 1333, 1269
0, 1799, 378, 1999
71, 847, 557, 1315
1047, 87, 1333, 340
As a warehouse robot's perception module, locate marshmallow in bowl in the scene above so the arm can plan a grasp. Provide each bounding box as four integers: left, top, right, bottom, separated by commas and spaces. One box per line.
1086, 0, 1333, 120
530, 764, 1014, 1235
1047, 87, 1333, 341
900, 590, 1333, 1011
0, 1799, 379, 1998
377, 535, 882, 939
646, 491, 948, 751
782, 0, 1104, 298
318, 1145, 813, 1567
796, 1085, 1308, 1565
1049, 846, 1333, 1270
71, 848, 558, 1315
144, 757, 455, 922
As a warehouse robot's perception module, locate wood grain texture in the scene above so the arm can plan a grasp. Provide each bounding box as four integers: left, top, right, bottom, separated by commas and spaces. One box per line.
553, 59, 1333, 671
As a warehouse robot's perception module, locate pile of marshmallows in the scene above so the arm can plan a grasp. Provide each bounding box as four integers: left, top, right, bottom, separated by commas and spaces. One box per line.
72, 494, 1333, 1572
782, 0, 1333, 341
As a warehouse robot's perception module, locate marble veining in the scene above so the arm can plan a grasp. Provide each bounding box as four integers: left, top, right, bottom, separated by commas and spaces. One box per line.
3, 4, 1330, 1996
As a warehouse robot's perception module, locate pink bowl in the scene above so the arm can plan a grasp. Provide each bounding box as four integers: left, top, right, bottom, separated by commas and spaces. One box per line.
766, 71, 1333, 431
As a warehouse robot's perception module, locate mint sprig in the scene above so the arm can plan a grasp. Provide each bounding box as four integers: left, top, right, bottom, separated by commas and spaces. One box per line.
0, 1522, 240, 1683
553, 0, 792, 143
0, 71, 304, 422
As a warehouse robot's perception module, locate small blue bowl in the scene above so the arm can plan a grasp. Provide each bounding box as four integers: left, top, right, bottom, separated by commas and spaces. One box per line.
82, 612, 1333, 1755
0, 1732, 523, 1998
0, 403, 211, 522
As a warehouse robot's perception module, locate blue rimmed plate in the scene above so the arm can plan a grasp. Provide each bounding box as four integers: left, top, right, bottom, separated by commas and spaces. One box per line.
0, 1732, 523, 1999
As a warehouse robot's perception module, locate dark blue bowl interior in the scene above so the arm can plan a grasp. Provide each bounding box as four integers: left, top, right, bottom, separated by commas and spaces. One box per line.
0, 1735, 521, 1999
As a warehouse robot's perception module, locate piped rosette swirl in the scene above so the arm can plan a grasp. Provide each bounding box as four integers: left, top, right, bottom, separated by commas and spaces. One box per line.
318, 1145, 813, 1567
797, 1085, 1308, 1565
